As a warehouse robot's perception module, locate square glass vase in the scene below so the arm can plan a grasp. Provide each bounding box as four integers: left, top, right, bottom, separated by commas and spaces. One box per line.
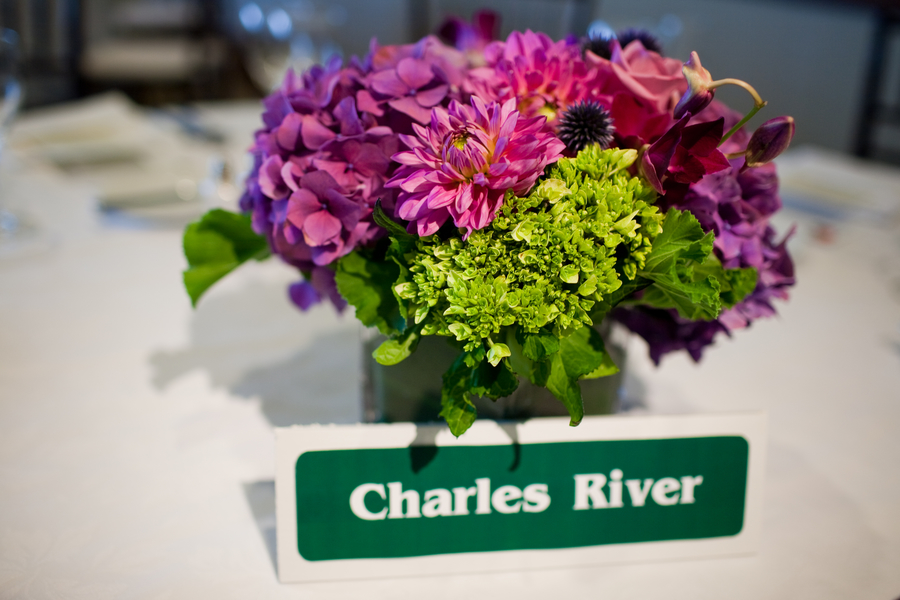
361, 322, 626, 423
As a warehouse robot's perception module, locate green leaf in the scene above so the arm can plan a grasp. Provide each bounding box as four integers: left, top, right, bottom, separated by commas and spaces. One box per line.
440, 393, 478, 437
182, 209, 270, 306
518, 329, 560, 362
335, 251, 404, 336
373, 200, 413, 241
545, 326, 613, 426
547, 354, 584, 427
375, 200, 418, 263
373, 329, 420, 366
633, 208, 723, 320
486, 342, 511, 366
558, 326, 612, 380
440, 353, 479, 437
642, 208, 714, 274
472, 358, 519, 399
721, 266, 757, 306
640, 272, 721, 320
689, 255, 758, 308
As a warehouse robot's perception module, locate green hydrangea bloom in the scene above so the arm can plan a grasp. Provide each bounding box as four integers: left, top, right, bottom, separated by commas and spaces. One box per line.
394, 147, 662, 351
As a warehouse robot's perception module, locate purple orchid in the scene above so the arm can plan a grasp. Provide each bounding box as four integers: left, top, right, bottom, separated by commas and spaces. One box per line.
639, 116, 732, 201
673, 51, 715, 119
744, 116, 795, 168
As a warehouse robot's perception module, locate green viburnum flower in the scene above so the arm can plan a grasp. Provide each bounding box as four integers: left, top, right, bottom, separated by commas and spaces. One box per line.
394, 147, 662, 352
336, 146, 749, 436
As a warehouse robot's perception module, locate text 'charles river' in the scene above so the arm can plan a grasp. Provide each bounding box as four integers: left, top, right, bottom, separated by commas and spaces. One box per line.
348, 470, 704, 520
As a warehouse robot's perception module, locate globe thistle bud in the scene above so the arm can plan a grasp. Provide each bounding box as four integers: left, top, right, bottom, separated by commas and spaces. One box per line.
617, 28, 663, 54
674, 51, 715, 119
581, 35, 613, 60
745, 116, 795, 168
557, 101, 616, 154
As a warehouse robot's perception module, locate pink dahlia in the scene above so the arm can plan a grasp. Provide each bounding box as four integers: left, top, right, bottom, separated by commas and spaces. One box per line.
465, 30, 595, 127
386, 97, 565, 236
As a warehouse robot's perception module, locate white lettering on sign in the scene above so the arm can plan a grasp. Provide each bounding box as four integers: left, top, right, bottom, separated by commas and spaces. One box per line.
348, 483, 388, 520
348, 470, 703, 520
349, 478, 551, 520
573, 470, 704, 510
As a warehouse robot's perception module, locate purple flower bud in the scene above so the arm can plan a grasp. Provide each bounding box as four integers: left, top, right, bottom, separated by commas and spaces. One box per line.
744, 116, 795, 167
673, 51, 715, 119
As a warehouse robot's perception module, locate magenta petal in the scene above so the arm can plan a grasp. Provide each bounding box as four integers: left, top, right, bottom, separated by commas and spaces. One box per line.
281, 160, 304, 193
301, 170, 341, 197
397, 57, 435, 90
455, 182, 474, 213
310, 266, 347, 312
303, 210, 342, 246
370, 70, 410, 97
425, 184, 455, 209
388, 97, 433, 123
333, 96, 364, 137
416, 208, 449, 236
324, 189, 362, 229
311, 238, 347, 266
288, 280, 321, 311
259, 155, 289, 200
276, 112, 303, 151
351, 143, 390, 176
286, 189, 321, 229
356, 90, 384, 116
415, 84, 449, 108
301, 116, 337, 150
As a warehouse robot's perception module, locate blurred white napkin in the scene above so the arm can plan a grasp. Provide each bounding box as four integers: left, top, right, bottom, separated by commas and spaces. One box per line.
776, 145, 900, 222
9, 92, 213, 215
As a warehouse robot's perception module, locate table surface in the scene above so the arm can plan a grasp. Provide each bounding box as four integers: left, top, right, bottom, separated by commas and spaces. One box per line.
1, 98, 899, 599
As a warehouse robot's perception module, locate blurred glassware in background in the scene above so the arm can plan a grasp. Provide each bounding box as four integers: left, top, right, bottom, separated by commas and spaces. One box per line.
228, 0, 347, 92
0, 27, 32, 250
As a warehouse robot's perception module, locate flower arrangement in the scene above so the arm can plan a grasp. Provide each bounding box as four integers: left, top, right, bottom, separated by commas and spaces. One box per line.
183, 14, 795, 436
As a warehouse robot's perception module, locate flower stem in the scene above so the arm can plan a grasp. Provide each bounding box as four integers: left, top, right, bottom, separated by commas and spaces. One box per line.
720, 104, 766, 145
724, 149, 749, 160
707, 78, 768, 146
708, 78, 765, 107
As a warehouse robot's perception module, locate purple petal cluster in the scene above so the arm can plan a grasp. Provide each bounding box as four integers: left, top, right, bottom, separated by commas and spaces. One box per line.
386, 97, 565, 236
240, 38, 469, 311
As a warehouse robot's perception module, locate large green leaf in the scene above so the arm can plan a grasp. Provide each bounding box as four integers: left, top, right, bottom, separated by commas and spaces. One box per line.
634, 209, 722, 320
335, 250, 405, 336
642, 208, 714, 274
640, 271, 722, 320
692, 256, 758, 308
518, 328, 561, 362
182, 209, 270, 306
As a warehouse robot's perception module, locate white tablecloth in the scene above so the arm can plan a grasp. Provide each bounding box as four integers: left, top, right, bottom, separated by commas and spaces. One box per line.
1, 101, 899, 599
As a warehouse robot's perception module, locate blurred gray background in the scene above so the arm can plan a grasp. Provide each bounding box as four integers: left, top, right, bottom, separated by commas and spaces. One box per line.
2, 0, 898, 163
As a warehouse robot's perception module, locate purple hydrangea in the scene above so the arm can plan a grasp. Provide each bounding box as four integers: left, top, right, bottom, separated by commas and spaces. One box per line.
240, 38, 467, 311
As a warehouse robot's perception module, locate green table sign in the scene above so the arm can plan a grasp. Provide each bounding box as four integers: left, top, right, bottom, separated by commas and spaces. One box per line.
276, 415, 766, 582
296, 437, 747, 561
